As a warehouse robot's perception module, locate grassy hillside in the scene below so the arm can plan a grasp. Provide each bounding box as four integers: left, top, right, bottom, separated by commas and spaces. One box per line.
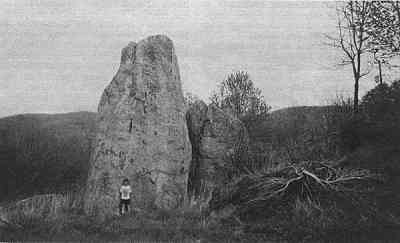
0, 112, 97, 202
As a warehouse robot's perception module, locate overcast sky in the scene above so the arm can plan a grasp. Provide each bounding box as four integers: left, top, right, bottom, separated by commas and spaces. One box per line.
0, 0, 386, 117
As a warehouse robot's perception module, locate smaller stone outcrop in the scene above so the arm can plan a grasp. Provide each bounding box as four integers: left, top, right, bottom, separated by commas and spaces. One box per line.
186, 101, 249, 205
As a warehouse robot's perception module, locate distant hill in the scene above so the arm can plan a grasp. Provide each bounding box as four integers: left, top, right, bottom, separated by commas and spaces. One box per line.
247, 106, 337, 164
270, 105, 329, 119
249, 106, 330, 142
0, 112, 97, 201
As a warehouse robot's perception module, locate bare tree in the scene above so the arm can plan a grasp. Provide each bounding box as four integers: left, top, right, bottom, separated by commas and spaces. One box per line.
326, 1, 372, 113
184, 91, 201, 108
210, 71, 270, 125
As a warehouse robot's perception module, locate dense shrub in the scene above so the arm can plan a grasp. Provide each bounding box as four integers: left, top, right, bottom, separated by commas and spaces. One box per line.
360, 81, 400, 145
312, 81, 400, 160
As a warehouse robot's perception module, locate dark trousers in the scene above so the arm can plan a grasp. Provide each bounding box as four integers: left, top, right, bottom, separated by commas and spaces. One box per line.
119, 199, 130, 215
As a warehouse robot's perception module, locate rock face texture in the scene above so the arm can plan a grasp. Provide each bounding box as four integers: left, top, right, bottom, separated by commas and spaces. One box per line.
186, 101, 249, 205
85, 35, 191, 216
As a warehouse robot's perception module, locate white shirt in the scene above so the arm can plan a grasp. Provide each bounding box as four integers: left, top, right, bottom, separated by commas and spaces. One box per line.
120, 185, 132, 200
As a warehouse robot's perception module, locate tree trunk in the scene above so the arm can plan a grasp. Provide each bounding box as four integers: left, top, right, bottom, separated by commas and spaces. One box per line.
354, 77, 359, 113
378, 60, 383, 85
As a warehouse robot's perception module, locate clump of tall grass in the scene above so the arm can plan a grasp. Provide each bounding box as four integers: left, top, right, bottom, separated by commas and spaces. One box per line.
2, 189, 84, 232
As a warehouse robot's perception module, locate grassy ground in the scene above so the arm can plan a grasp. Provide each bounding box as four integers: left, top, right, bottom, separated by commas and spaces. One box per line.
1, 191, 400, 242
2, 209, 400, 242
0, 207, 275, 242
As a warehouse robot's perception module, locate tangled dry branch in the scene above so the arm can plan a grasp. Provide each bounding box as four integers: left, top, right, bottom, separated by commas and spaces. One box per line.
210, 161, 382, 214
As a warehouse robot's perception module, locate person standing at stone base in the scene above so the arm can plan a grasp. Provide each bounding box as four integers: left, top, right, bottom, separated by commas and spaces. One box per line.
119, 179, 132, 215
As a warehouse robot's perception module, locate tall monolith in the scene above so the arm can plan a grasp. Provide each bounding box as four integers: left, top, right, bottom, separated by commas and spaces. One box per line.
85, 35, 191, 217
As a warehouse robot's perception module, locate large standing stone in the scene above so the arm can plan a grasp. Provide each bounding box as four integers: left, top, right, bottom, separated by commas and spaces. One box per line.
186, 101, 249, 206
85, 35, 191, 216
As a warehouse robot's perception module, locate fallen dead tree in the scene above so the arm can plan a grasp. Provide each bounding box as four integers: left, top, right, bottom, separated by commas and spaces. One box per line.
207, 161, 400, 240
210, 161, 384, 219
